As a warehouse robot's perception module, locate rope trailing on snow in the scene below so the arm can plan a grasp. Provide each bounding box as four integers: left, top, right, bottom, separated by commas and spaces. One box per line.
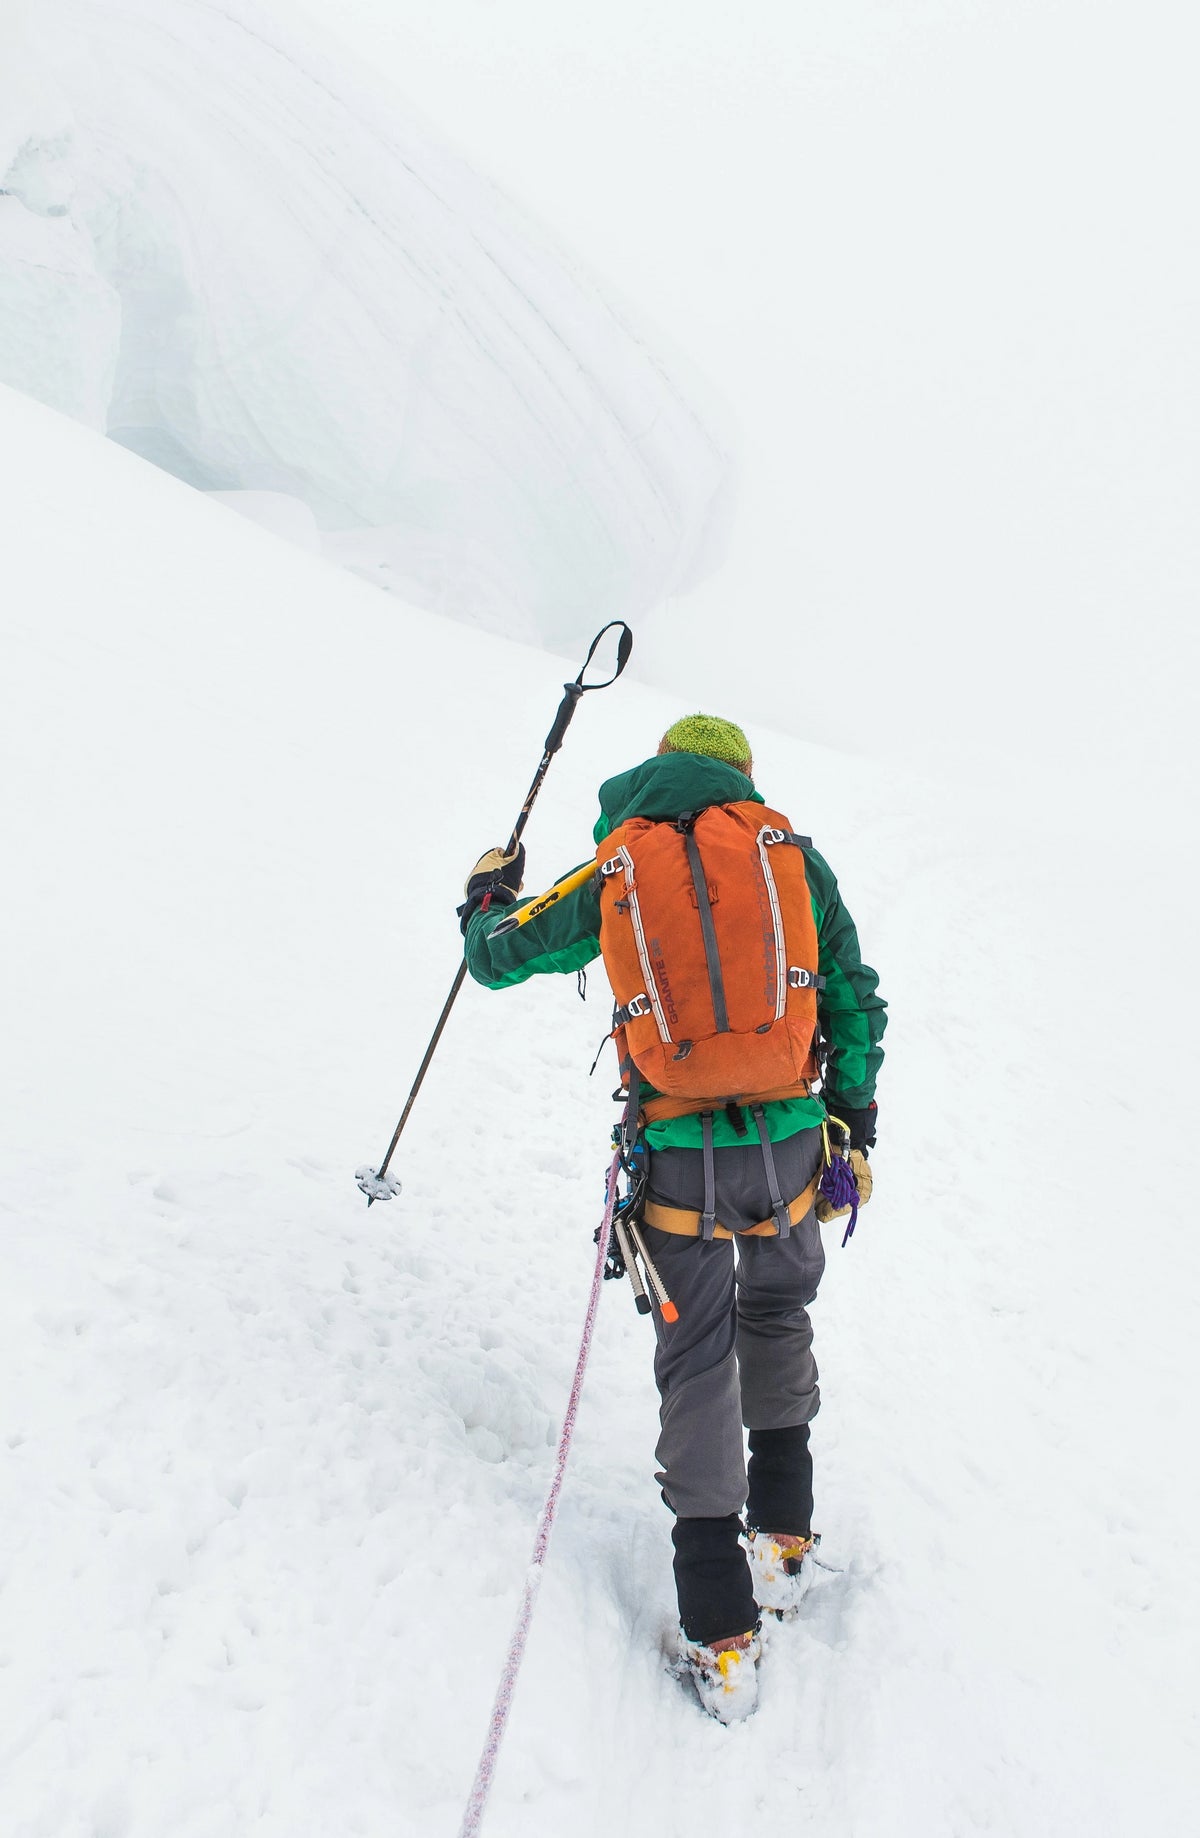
457, 1149, 620, 1838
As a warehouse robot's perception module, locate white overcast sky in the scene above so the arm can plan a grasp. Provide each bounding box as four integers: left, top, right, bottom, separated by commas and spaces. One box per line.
305, 2, 1197, 772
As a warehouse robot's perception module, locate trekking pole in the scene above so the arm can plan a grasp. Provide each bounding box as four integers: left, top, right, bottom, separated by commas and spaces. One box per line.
355, 621, 634, 1205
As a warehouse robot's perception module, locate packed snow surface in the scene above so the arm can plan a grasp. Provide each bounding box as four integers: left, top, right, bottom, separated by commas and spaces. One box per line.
0, 0, 729, 649
3, 389, 1196, 1835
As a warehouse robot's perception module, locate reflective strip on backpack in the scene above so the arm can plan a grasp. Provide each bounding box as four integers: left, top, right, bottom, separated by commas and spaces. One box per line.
756, 827, 790, 1020
616, 846, 673, 1044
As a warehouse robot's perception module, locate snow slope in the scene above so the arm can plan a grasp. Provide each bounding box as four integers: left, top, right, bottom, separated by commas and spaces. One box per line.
0, 0, 730, 649
3, 389, 1197, 1836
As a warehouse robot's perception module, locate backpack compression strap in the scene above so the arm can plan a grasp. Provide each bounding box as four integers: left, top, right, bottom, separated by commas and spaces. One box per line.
675, 813, 730, 1035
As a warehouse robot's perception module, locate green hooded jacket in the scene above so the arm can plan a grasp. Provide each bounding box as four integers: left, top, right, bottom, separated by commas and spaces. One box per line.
464, 752, 886, 1151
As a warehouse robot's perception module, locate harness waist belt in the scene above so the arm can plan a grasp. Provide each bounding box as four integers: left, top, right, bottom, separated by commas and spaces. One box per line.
641, 1172, 822, 1241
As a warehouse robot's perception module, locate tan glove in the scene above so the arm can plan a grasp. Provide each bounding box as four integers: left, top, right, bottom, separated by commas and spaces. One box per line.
815, 1149, 873, 1223
457, 841, 526, 934
462, 845, 525, 897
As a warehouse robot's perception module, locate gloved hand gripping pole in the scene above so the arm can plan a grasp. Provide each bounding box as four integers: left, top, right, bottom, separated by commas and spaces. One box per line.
355, 622, 634, 1205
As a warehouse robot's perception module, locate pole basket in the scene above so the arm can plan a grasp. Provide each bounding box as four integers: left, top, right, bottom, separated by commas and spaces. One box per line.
355, 1165, 403, 1203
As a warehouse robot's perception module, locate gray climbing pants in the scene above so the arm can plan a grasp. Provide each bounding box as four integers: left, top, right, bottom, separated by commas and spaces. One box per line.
642, 1125, 826, 1520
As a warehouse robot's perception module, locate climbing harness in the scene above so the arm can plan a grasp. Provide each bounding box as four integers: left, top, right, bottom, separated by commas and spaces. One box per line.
595, 1065, 679, 1324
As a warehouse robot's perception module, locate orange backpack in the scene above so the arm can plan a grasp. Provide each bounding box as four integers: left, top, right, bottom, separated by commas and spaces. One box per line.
596, 801, 824, 1122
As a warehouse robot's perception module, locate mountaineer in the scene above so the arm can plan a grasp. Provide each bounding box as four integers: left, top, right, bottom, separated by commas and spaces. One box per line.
458, 713, 886, 1720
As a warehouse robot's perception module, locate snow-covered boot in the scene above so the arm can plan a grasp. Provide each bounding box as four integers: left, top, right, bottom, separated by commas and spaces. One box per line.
676, 1625, 762, 1723
746, 1529, 818, 1620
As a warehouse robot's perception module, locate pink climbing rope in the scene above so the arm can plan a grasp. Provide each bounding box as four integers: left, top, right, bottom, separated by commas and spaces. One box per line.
457, 1149, 621, 1838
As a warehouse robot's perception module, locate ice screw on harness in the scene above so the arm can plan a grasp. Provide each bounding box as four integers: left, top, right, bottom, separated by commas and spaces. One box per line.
594, 1085, 679, 1322
355, 621, 633, 1205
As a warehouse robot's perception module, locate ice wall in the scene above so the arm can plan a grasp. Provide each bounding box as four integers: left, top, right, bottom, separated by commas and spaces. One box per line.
0, 0, 730, 647
0, 5, 120, 428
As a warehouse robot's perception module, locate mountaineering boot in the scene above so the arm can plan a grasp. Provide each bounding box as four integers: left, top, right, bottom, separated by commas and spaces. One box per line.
746, 1529, 818, 1620
677, 1625, 762, 1723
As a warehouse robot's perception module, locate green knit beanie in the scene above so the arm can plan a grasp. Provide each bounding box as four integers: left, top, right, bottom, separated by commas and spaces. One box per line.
658, 713, 752, 772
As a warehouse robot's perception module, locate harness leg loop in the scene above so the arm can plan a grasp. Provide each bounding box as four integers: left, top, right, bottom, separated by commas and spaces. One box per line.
752, 1105, 793, 1240
700, 1112, 718, 1241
